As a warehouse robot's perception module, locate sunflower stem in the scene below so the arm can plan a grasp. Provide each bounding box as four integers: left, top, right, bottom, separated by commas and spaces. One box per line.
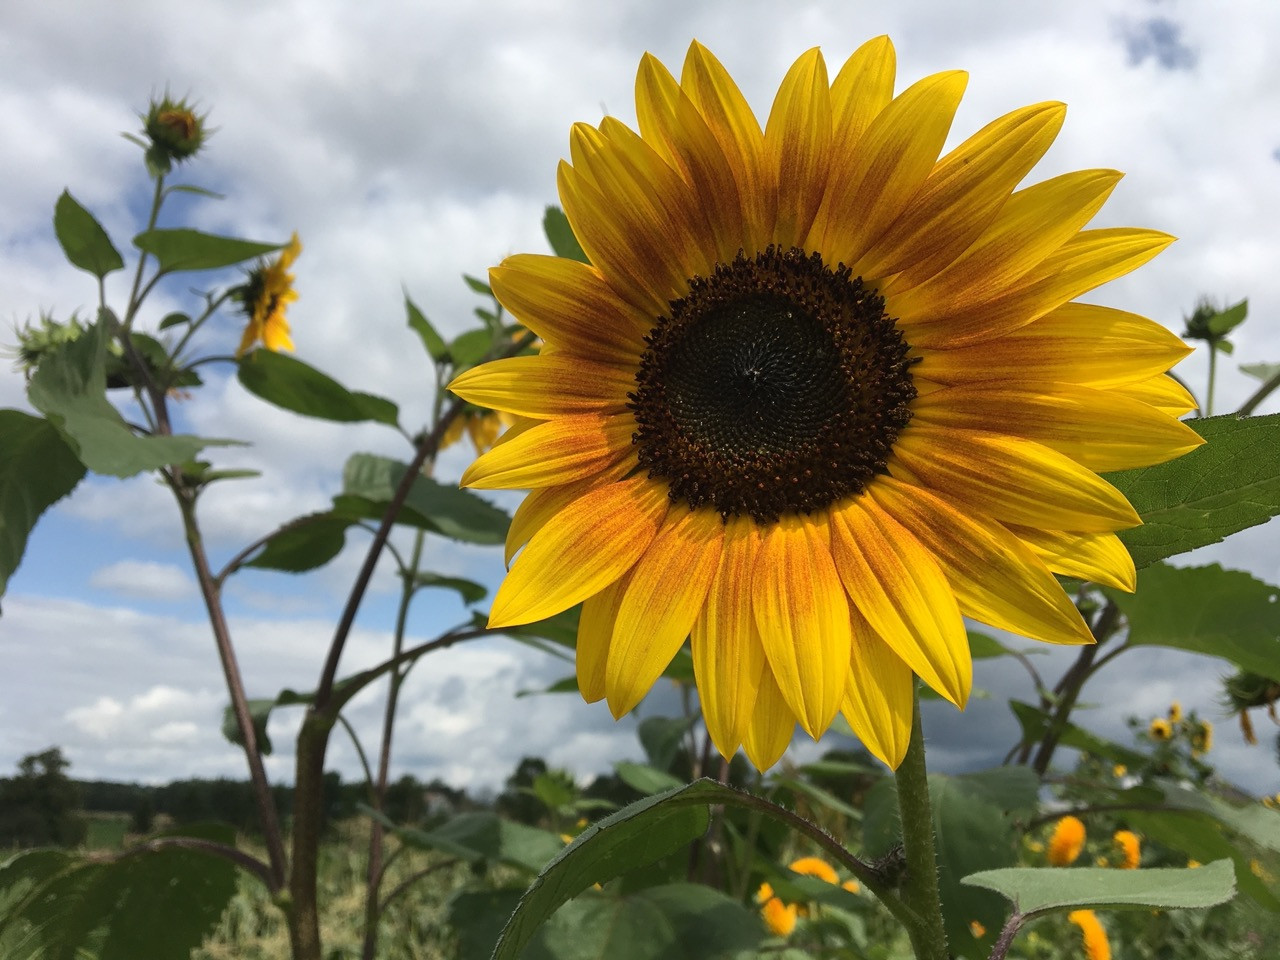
893, 685, 949, 960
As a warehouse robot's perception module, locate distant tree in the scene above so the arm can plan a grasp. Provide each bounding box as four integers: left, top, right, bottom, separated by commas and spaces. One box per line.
495, 756, 550, 825
0, 746, 87, 848
130, 795, 155, 835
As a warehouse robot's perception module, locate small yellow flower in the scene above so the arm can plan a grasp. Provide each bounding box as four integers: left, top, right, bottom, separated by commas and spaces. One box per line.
1069, 910, 1111, 960
755, 882, 775, 904
443, 408, 519, 454
788, 856, 839, 884
1048, 815, 1086, 866
1168, 701, 1183, 724
1112, 764, 1127, 778
236, 233, 301, 357
1187, 859, 1202, 868
1025, 839, 1045, 854
842, 879, 860, 894
760, 896, 798, 937
1113, 830, 1140, 870
969, 920, 987, 939
1191, 721, 1213, 757
1149, 717, 1172, 741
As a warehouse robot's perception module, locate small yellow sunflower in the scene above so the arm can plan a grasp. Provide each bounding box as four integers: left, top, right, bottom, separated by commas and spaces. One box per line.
451, 39, 1199, 770
443, 407, 519, 454
1112, 829, 1141, 869
1068, 910, 1111, 960
1191, 720, 1213, 757
1149, 717, 1173, 741
236, 232, 301, 356
1047, 815, 1086, 866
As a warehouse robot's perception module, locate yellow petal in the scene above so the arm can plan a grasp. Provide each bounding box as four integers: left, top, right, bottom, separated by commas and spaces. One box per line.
489, 255, 651, 365
1111, 374, 1199, 416
869, 475, 1093, 645
752, 515, 851, 737
842, 607, 915, 769
856, 102, 1066, 282
914, 302, 1193, 388
809, 70, 968, 268
489, 476, 668, 627
578, 574, 630, 702
764, 48, 831, 249
742, 668, 795, 771
912, 381, 1205, 471
460, 413, 634, 489
606, 507, 724, 717
829, 495, 971, 707
828, 36, 897, 167
693, 516, 767, 758
505, 453, 638, 566
889, 169, 1122, 311
893, 424, 1141, 532
1006, 525, 1137, 592
449, 355, 634, 419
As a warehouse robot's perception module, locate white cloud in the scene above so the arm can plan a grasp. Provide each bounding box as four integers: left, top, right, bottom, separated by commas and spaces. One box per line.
89, 559, 194, 600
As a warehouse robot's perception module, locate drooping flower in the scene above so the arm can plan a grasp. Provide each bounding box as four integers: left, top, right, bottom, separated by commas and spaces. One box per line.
1191, 720, 1213, 757
1113, 829, 1141, 869
236, 233, 301, 357
442, 407, 519, 454
451, 39, 1199, 770
1048, 815, 1086, 866
1168, 701, 1183, 724
1068, 910, 1111, 960
1149, 717, 1173, 741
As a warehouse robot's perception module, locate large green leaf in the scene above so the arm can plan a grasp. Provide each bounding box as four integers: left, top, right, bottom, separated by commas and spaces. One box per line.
54, 191, 123, 278
1106, 563, 1280, 682
342, 453, 509, 544
362, 809, 565, 874
132, 229, 280, 272
410, 571, 487, 604
543, 206, 589, 264
962, 859, 1234, 915
237, 349, 399, 426
244, 513, 354, 573
0, 411, 86, 604
1106, 414, 1280, 567
27, 322, 237, 477
405, 293, 448, 363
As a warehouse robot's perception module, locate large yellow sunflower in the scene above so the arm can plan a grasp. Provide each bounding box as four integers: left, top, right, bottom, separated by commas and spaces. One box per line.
236, 232, 301, 356
449, 39, 1200, 771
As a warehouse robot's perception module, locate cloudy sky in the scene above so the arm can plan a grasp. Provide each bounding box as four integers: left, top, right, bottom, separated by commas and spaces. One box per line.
2, 0, 1279, 799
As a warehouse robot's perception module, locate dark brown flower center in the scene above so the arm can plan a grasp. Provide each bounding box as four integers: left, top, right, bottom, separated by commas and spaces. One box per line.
629, 247, 915, 523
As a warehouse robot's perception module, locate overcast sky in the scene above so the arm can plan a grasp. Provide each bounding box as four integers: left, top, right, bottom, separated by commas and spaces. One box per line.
2, 0, 1279, 799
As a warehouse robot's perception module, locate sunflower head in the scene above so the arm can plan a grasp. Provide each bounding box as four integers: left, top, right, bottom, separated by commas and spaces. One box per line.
1047, 815, 1086, 866
453, 38, 1199, 772
1112, 829, 1141, 869
1149, 717, 1173, 741
235, 233, 301, 357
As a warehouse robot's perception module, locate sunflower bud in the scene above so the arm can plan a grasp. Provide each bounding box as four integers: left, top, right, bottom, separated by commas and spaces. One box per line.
139, 94, 208, 174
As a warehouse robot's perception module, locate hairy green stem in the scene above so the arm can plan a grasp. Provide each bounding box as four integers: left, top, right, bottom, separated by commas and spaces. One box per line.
893, 687, 949, 960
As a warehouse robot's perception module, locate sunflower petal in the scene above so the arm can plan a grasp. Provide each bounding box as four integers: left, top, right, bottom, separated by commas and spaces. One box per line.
1111, 373, 1199, 416
869, 475, 1093, 645
505, 453, 638, 566
765, 48, 831, 249
752, 515, 852, 737
489, 476, 669, 627
449, 355, 634, 418
1006, 525, 1136, 592
693, 516, 767, 758
912, 381, 1205, 471
578, 574, 630, 702
743, 668, 795, 771
829, 496, 971, 707
489, 255, 651, 364
842, 607, 914, 769
606, 507, 724, 717
810, 70, 968, 268
829, 36, 897, 163
460, 413, 634, 489
893, 424, 1141, 532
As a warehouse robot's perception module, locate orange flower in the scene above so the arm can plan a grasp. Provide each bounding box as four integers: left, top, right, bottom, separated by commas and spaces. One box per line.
1113, 830, 1140, 869
1068, 910, 1111, 960
1048, 815, 1086, 866
788, 856, 839, 884
760, 896, 798, 937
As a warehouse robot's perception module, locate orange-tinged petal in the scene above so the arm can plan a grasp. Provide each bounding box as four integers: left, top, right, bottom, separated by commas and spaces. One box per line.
489, 476, 668, 627
912, 381, 1205, 471
460, 413, 634, 489
828, 36, 896, 167
505, 453, 638, 566
606, 507, 724, 717
856, 102, 1066, 282
449, 355, 634, 418
752, 515, 851, 737
1111, 373, 1199, 416
842, 606, 914, 769
869, 475, 1093, 645
829, 495, 970, 707
765, 48, 831, 249
1006, 525, 1136, 592
693, 516, 767, 758
809, 70, 968, 268
914, 302, 1193, 388
577, 574, 630, 702
893, 424, 1141, 532
489, 255, 650, 364
743, 668, 795, 771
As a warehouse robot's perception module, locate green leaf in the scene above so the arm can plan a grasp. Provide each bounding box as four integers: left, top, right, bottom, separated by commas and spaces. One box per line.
1241, 362, 1280, 383
639, 715, 695, 773
54, 190, 123, 278
772, 776, 863, 820
614, 762, 683, 796
492, 606, 580, 651
164, 183, 225, 200
237, 349, 399, 426
244, 513, 354, 573
221, 698, 277, 755
132, 229, 280, 273
1008, 700, 1149, 769
341, 453, 510, 544
363, 808, 565, 873
1106, 414, 1280, 568
463, 273, 493, 296
1105, 563, 1280, 682
27, 322, 237, 478
543, 205, 589, 263
962, 859, 1235, 916
0, 411, 86, 604
969, 631, 1017, 659
448, 328, 495, 370
157, 312, 190, 330
1207, 298, 1248, 336
448, 889, 524, 960
410, 571, 487, 604
404, 293, 448, 363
